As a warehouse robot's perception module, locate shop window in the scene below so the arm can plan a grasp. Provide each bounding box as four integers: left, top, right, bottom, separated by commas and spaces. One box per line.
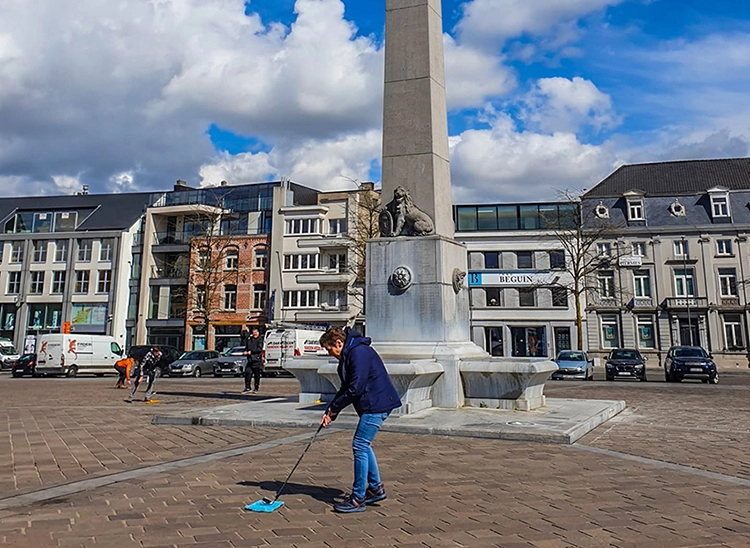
600, 315, 620, 348
484, 327, 503, 357
510, 327, 546, 357
637, 316, 655, 349
723, 315, 744, 350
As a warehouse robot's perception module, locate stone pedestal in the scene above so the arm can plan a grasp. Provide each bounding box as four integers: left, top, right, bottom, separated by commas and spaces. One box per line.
283, 357, 336, 404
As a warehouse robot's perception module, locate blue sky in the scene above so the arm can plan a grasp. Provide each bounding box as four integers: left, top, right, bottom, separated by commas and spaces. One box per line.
1, 0, 749, 202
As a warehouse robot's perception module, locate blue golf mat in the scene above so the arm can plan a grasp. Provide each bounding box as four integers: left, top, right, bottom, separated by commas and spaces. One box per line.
245, 499, 284, 512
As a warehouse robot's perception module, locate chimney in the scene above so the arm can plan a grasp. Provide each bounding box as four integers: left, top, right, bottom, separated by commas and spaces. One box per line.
220, 180, 228, 186
82, 185, 89, 195
174, 179, 193, 191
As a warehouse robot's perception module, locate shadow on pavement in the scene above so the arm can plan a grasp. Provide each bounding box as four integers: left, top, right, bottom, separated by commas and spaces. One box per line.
154, 391, 269, 402
238, 480, 345, 503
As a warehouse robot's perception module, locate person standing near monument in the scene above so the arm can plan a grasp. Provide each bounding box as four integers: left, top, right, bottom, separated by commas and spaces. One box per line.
243, 327, 263, 393
319, 327, 401, 513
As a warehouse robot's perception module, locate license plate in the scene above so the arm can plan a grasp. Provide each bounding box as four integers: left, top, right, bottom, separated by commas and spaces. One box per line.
617, 371, 630, 375
690, 367, 703, 372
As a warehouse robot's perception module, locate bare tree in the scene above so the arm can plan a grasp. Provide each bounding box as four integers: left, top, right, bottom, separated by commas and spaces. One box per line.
345, 183, 381, 318
542, 190, 627, 351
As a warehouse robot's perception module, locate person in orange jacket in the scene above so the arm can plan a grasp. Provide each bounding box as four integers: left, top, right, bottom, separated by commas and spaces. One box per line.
114, 356, 135, 389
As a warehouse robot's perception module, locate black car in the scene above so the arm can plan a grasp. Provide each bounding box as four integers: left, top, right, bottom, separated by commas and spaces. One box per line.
12, 353, 37, 377
127, 345, 181, 377
664, 346, 718, 384
605, 348, 647, 381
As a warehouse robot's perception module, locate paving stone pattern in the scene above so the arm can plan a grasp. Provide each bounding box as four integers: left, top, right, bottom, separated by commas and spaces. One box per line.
0, 370, 748, 547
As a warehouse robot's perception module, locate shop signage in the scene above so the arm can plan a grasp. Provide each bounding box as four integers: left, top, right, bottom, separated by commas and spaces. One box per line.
468, 271, 555, 287
618, 256, 642, 267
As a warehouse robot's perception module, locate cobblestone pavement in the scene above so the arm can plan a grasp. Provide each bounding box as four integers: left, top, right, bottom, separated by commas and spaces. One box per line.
0, 367, 749, 547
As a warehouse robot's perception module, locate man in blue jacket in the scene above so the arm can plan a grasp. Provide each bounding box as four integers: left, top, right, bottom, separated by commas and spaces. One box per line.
319, 327, 401, 513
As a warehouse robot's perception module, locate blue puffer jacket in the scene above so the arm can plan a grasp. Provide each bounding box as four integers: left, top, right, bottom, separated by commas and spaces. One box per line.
327, 331, 401, 417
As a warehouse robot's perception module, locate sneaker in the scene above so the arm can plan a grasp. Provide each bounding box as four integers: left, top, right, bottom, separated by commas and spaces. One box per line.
364, 485, 386, 505
242, 388, 252, 394
333, 495, 365, 514
252, 388, 258, 393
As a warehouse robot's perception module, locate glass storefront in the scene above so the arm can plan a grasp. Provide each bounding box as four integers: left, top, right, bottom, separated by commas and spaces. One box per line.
510, 326, 547, 357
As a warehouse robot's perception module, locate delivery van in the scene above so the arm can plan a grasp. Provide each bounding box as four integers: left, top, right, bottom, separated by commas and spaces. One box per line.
36, 334, 124, 377
0, 338, 20, 369
262, 328, 327, 376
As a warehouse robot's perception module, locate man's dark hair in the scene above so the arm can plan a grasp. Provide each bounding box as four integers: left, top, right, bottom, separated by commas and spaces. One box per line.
152, 346, 161, 353
320, 327, 346, 347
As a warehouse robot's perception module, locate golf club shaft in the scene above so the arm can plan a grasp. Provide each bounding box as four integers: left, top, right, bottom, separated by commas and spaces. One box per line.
272, 424, 323, 502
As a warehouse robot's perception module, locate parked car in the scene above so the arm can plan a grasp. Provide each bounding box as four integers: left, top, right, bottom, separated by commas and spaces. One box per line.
605, 348, 647, 382
664, 346, 718, 384
213, 346, 247, 377
12, 353, 37, 377
168, 350, 220, 377
127, 345, 181, 378
551, 350, 594, 380
0, 338, 20, 370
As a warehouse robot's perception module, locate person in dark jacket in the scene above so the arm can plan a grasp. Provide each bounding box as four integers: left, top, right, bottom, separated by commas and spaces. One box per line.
319, 327, 401, 513
243, 327, 263, 393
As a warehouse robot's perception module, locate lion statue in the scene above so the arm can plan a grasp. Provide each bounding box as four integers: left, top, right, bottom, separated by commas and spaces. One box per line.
378, 185, 435, 237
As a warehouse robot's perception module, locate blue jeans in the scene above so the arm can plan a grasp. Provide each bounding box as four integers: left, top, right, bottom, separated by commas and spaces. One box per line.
351, 411, 389, 501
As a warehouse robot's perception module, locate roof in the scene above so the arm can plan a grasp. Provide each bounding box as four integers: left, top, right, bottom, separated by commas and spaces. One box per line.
584, 158, 750, 198
0, 192, 156, 232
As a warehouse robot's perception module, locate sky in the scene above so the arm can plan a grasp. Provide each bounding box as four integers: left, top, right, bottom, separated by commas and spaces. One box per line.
1, 0, 749, 203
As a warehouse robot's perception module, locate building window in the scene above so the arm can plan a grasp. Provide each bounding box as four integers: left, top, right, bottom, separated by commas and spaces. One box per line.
225, 248, 239, 270
633, 270, 651, 297
484, 252, 499, 269
197, 248, 211, 271
77, 239, 93, 262
552, 287, 568, 307
485, 327, 503, 357
284, 254, 319, 271
54, 240, 68, 262
10, 242, 23, 263
52, 271, 65, 294
97, 270, 112, 293
54, 212, 77, 232
0, 242, 4, 262
723, 314, 744, 350
716, 239, 733, 256
598, 270, 615, 298
632, 242, 647, 257
100, 239, 113, 261
329, 218, 347, 234
627, 199, 644, 221
329, 253, 347, 273
518, 288, 535, 307
29, 271, 44, 294
74, 271, 90, 293
253, 284, 267, 310
600, 315, 620, 348
549, 250, 565, 269
223, 285, 237, 310
195, 287, 206, 310
510, 326, 546, 357
719, 268, 738, 297
282, 290, 319, 308
485, 288, 501, 306
7, 272, 21, 294
637, 316, 656, 349
32, 241, 47, 263
673, 268, 695, 297
325, 289, 347, 309
597, 242, 611, 258
285, 218, 319, 235
673, 239, 688, 258
254, 247, 267, 269
517, 251, 533, 269
711, 194, 730, 218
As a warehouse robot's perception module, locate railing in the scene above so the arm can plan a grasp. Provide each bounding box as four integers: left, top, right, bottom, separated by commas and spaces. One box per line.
663, 297, 709, 309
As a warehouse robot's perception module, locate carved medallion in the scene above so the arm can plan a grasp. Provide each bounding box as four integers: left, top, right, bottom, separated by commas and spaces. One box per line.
391, 265, 413, 291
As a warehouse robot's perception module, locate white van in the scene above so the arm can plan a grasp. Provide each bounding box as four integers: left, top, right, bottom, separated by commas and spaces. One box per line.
0, 338, 20, 369
36, 334, 124, 377
263, 328, 327, 375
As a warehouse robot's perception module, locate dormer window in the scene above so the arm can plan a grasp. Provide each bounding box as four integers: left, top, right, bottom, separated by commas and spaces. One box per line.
711, 195, 729, 217
627, 199, 644, 221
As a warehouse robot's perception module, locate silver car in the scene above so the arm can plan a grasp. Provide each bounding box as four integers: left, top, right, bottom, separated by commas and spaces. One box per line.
213, 346, 247, 377
168, 350, 220, 377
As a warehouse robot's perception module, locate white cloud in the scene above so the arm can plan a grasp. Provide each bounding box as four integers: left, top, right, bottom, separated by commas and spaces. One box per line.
450, 112, 619, 203
518, 77, 621, 134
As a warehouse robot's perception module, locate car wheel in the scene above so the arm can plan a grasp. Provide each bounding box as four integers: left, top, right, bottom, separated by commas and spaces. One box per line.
193, 368, 202, 378
709, 374, 719, 384
640, 374, 647, 382
11, 371, 21, 378
213, 373, 221, 378
605, 374, 614, 381
66, 366, 78, 378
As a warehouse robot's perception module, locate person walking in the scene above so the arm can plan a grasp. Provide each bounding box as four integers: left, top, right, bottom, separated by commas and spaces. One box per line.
243, 327, 263, 393
126, 346, 162, 402
319, 327, 401, 513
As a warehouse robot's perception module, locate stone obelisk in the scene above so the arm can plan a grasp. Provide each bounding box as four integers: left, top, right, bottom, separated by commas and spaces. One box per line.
381, 0, 453, 239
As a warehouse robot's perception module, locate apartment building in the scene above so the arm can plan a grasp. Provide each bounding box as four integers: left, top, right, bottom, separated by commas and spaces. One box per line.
454, 202, 584, 358
0, 191, 155, 353
582, 158, 750, 367
267, 182, 377, 332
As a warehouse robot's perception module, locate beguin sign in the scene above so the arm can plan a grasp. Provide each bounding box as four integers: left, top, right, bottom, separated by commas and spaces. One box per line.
468, 271, 556, 287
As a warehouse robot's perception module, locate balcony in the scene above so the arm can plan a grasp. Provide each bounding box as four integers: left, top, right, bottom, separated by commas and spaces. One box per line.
295, 270, 352, 284
295, 306, 351, 323
296, 235, 352, 249
718, 297, 742, 309
663, 297, 709, 310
